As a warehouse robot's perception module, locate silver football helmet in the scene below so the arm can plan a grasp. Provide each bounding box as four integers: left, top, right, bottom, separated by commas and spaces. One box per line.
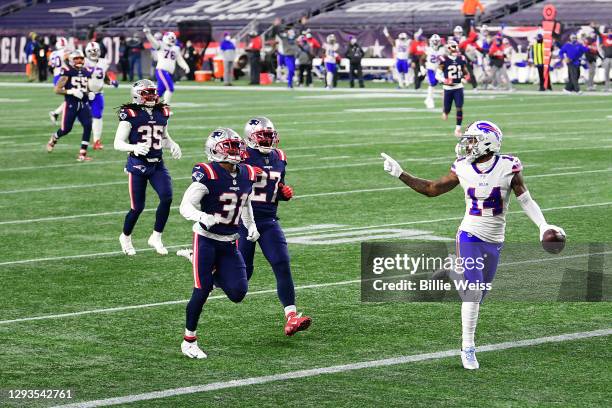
68, 49, 85, 68
456, 121, 503, 162
131, 79, 158, 107
163, 31, 176, 46
205, 128, 245, 164
244, 117, 279, 154
85, 41, 100, 61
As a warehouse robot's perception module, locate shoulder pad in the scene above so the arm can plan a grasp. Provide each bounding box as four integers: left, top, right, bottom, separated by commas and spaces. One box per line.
275, 148, 287, 162
162, 106, 171, 117
500, 155, 522, 173
118, 107, 138, 121
242, 164, 258, 182
451, 157, 466, 174
192, 162, 217, 183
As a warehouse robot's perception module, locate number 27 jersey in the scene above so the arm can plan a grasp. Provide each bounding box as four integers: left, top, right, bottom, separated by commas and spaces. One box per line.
451, 154, 523, 243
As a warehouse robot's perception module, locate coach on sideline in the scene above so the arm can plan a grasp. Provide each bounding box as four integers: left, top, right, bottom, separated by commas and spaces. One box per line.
559, 33, 589, 93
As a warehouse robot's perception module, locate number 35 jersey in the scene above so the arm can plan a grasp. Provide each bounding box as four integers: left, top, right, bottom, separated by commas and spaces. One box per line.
451, 154, 523, 243
118, 104, 171, 160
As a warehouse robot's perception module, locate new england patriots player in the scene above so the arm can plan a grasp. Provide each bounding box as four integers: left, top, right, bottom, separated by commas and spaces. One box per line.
179, 128, 259, 359
48, 37, 70, 125
240, 117, 312, 336
440, 40, 470, 137
381, 120, 565, 370
424, 34, 445, 109
114, 79, 182, 256
47, 49, 94, 162
143, 27, 190, 104
85, 41, 119, 150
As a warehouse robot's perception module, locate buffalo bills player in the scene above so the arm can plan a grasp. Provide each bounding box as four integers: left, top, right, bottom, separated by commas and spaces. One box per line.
47, 49, 94, 162
178, 128, 259, 359
440, 40, 470, 137
323, 34, 340, 89
113, 79, 182, 256
240, 117, 312, 336
424, 34, 445, 109
381, 120, 565, 370
143, 27, 190, 104
384, 28, 410, 88
85, 41, 119, 150
48, 37, 70, 125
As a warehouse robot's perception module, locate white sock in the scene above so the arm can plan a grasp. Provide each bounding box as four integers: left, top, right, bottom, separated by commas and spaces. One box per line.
427, 85, 434, 99
164, 91, 172, 104
54, 103, 64, 115
184, 329, 196, 338
151, 230, 162, 239
92, 118, 102, 142
461, 301, 480, 349
284, 305, 297, 317
326, 72, 333, 87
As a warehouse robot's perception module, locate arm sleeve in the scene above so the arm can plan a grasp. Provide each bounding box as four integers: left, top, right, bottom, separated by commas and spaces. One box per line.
176, 49, 189, 71
240, 192, 256, 229
161, 126, 176, 149
113, 121, 135, 152
179, 182, 210, 222
145, 31, 160, 50
516, 191, 547, 228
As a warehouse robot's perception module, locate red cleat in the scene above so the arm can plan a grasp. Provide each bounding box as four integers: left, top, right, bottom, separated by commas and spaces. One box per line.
284, 312, 312, 336
93, 140, 104, 150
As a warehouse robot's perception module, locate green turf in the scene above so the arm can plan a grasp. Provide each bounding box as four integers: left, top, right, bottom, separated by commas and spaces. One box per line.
0, 81, 610, 407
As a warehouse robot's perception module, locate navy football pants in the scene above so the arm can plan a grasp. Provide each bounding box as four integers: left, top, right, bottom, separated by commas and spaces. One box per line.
55, 101, 92, 149
123, 162, 173, 236
186, 234, 248, 331
238, 218, 295, 307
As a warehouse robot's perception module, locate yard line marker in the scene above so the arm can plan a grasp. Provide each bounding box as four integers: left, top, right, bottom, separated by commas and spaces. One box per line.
2, 251, 609, 325
51, 328, 612, 408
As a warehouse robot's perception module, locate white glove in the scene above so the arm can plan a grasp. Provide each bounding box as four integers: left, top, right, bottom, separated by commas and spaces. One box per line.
184, 66, 191, 74
67, 88, 83, 99
87, 92, 96, 101
383, 26, 389, 37
539, 224, 566, 241
246, 224, 260, 242
381, 153, 403, 178
199, 212, 218, 229
132, 142, 150, 156
170, 142, 182, 159
143, 27, 151, 34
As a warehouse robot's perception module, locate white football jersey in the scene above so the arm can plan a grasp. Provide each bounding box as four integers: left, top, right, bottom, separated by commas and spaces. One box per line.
451, 154, 523, 243
155, 44, 182, 73
85, 58, 110, 93
50, 50, 67, 77
394, 39, 409, 60
425, 45, 446, 70
323, 43, 339, 63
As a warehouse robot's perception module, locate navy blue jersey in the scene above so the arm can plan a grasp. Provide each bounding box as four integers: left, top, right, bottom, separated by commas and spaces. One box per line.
192, 161, 257, 236
243, 147, 287, 219
61, 66, 91, 103
441, 55, 466, 88
118, 104, 171, 160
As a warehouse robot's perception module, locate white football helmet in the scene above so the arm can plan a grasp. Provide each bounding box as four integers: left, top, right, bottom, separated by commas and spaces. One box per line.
68, 49, 85, 68
398, 32, 408, 40
56, 36, 68, 50
131, 79, 159, 107
454, 26, 464, 36
163, 32, 176, 46
205, 128, 245, 164
429, 34, 441, 47
456, 121, 503, 162
244, 117, 279, 154
85, 41, 100, 61
326, 34, 336, 44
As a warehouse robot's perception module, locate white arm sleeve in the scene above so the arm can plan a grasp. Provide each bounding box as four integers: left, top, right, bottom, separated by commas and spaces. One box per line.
161, 127, 175, 149
179, 182, 210, 222
240, 193, 256, 229
113, 121, 135, 152
145, 31, 160, 50
176, 50, 189, 71
516, 191, 546, 228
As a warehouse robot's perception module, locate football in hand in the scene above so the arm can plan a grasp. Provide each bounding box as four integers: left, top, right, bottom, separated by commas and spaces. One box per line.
541, 229, 566, 254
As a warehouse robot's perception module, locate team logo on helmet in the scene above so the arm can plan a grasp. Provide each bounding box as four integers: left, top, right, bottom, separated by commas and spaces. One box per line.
476, 122, 501, 141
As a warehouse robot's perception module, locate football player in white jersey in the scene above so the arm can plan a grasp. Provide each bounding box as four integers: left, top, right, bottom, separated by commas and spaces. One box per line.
143, 27, 190, 104
85, 41, 119, 150
48, 37, 71, 125
381, 120, 565, 370
424, 34, 445, 109
384, 27, 410, 88
323, 34, 340, 89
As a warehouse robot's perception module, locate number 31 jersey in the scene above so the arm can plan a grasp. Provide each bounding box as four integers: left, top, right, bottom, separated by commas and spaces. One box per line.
451, 154, 523, 243
118, 104, 171, 160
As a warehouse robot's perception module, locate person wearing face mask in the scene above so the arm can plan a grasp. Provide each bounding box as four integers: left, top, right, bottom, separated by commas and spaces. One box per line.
183, 40, 197, 81
345, 36, 365, 88
220, 32, 236, 86
559, 33, 589, 93
246, 31, 262, 85
528, 33, 550, 91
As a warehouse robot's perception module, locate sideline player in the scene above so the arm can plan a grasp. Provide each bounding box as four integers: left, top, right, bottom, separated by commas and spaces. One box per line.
178, 128, 259, 359
240, 117, 312, 335
424, 34, 445, 109
48, 37, 71, 125
143, 27, 190, 104
46, 50, 94, 161
113, 79, 182, 256
381, 120, 565, 370
85, 41, 119, 150
323, 34, 340, 89
440, 40, 470, 137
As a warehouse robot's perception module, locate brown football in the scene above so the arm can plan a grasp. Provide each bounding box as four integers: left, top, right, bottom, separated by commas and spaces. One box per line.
541, 229, 566, 254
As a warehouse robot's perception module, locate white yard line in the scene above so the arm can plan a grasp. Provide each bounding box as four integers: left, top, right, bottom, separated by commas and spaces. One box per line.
51, 328, 612, 408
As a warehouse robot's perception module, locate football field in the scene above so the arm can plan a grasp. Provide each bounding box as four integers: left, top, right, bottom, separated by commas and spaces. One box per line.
0, 81, 611, 407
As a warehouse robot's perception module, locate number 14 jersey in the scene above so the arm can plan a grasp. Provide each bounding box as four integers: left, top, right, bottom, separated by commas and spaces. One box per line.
451, 154, 523, 243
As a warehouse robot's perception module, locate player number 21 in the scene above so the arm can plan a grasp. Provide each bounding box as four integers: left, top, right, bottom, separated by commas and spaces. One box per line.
137, 125, 164, 150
